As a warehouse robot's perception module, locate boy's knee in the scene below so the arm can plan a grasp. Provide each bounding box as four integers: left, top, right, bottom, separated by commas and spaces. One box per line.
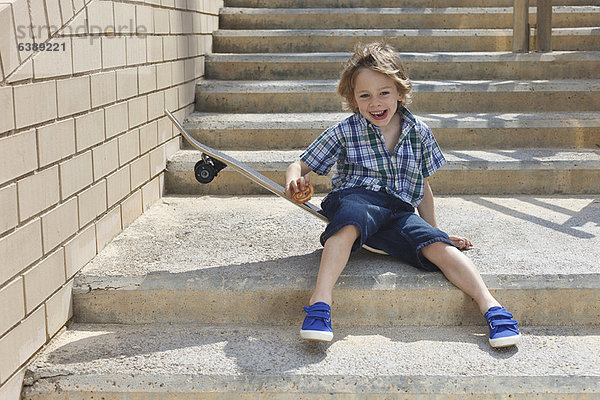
421, 241, 452, 260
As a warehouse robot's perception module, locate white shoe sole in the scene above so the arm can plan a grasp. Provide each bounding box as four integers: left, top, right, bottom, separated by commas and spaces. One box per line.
489, 333, 521, 348
301, 329, 333, 342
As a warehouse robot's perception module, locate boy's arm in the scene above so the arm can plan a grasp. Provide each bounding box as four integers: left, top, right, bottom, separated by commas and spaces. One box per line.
285, 160, 313, 198
417, 178, 438, 228
417, 179, 473, 250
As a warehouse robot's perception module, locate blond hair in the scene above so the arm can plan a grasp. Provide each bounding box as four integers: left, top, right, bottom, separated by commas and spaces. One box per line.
337, 42, 412, 113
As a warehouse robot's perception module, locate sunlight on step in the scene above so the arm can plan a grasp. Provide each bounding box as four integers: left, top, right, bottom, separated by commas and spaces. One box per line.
479, 197, 600, 231
373, 272, 399, 290
338, 335, 394, 346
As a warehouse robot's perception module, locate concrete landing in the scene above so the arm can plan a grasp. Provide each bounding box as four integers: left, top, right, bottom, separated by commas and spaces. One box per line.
22, 323, 600, 399
79, 195, 600, 278
73, 196, 600, 326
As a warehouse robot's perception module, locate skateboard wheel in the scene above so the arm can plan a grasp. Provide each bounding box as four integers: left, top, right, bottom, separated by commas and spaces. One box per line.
194, 161, 216, 184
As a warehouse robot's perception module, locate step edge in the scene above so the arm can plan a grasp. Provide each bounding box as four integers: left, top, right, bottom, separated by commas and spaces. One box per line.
23, 372, 600, 396
73, 272, 600, 293
206, 50, 600, 62
167, 149, 600, 171
195, 78, 600, 93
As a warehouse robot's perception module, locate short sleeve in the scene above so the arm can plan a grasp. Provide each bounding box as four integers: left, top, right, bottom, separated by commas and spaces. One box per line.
419, 123, 446, 178
300, 125, 343, 176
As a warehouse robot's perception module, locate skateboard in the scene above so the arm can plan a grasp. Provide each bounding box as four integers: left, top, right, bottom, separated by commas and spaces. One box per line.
165, 109, 387, 255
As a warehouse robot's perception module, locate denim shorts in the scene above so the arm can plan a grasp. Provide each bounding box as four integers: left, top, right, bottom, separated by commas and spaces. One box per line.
320, 187, 455, 272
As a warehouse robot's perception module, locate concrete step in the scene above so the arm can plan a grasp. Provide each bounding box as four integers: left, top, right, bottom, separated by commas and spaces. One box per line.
71, 195, 600, 325
183, 111, 600, 150
165, 148, 600, 195
226, 0, 598, 8
194, 79, 600, 113
205, 51, 600, 80
22, 323, 600, 399
219, 7, 600, 30
212, 28, 599, 53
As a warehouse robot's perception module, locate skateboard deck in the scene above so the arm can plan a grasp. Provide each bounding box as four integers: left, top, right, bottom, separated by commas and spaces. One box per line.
165, 109, 327, 222
165, 109, 386, 255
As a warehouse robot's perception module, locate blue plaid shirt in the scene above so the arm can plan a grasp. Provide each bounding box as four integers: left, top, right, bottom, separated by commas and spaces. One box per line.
300, 107, 446, 207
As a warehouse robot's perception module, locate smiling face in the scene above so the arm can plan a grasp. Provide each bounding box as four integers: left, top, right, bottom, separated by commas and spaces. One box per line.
352, 68, 405, 128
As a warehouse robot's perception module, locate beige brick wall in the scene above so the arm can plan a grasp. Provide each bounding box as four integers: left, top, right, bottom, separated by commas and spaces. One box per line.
0, 0, 221, 397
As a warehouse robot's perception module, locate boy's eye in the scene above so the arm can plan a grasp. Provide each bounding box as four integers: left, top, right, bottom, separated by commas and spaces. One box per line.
359, 94, 370, 98
380, 91, 390, 96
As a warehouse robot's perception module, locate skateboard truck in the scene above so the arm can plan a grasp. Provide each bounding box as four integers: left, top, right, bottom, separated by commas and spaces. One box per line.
194, 154, 228, 184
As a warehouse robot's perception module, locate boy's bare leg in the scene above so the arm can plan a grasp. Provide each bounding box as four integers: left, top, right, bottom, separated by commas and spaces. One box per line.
421, 242, 501, 315
309, 225, 360, 306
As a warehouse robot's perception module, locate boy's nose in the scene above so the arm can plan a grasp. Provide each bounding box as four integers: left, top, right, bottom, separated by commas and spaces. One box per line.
371, 97, 382, 106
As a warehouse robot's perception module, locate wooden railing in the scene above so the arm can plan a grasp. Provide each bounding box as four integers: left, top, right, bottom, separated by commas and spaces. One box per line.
513, 0, 553, 52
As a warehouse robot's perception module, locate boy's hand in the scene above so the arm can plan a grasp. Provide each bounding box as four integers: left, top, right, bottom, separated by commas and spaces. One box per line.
449, 235, 473, 250
285, 175, 311, 198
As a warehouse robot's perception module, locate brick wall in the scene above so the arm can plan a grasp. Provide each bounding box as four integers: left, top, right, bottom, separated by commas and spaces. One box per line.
0, 0, 221, 396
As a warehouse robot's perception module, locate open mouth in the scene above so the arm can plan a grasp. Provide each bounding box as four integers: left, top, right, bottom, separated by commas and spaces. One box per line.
370, 110, 388, 120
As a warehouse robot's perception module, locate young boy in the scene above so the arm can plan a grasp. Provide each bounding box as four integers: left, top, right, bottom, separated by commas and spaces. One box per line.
284, 42, 521, 348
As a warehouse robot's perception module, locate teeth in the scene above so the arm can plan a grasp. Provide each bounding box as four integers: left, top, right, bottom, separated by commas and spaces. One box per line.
372, 110, 385, 117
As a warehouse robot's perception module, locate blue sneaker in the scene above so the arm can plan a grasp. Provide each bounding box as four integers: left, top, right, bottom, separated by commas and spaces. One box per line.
485, 306, 521, 348
300, 302, 333, 341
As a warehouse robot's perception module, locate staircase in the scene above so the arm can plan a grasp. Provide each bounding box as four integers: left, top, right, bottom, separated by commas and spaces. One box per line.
22, 1, 600, 399
165, 3, 600, 196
